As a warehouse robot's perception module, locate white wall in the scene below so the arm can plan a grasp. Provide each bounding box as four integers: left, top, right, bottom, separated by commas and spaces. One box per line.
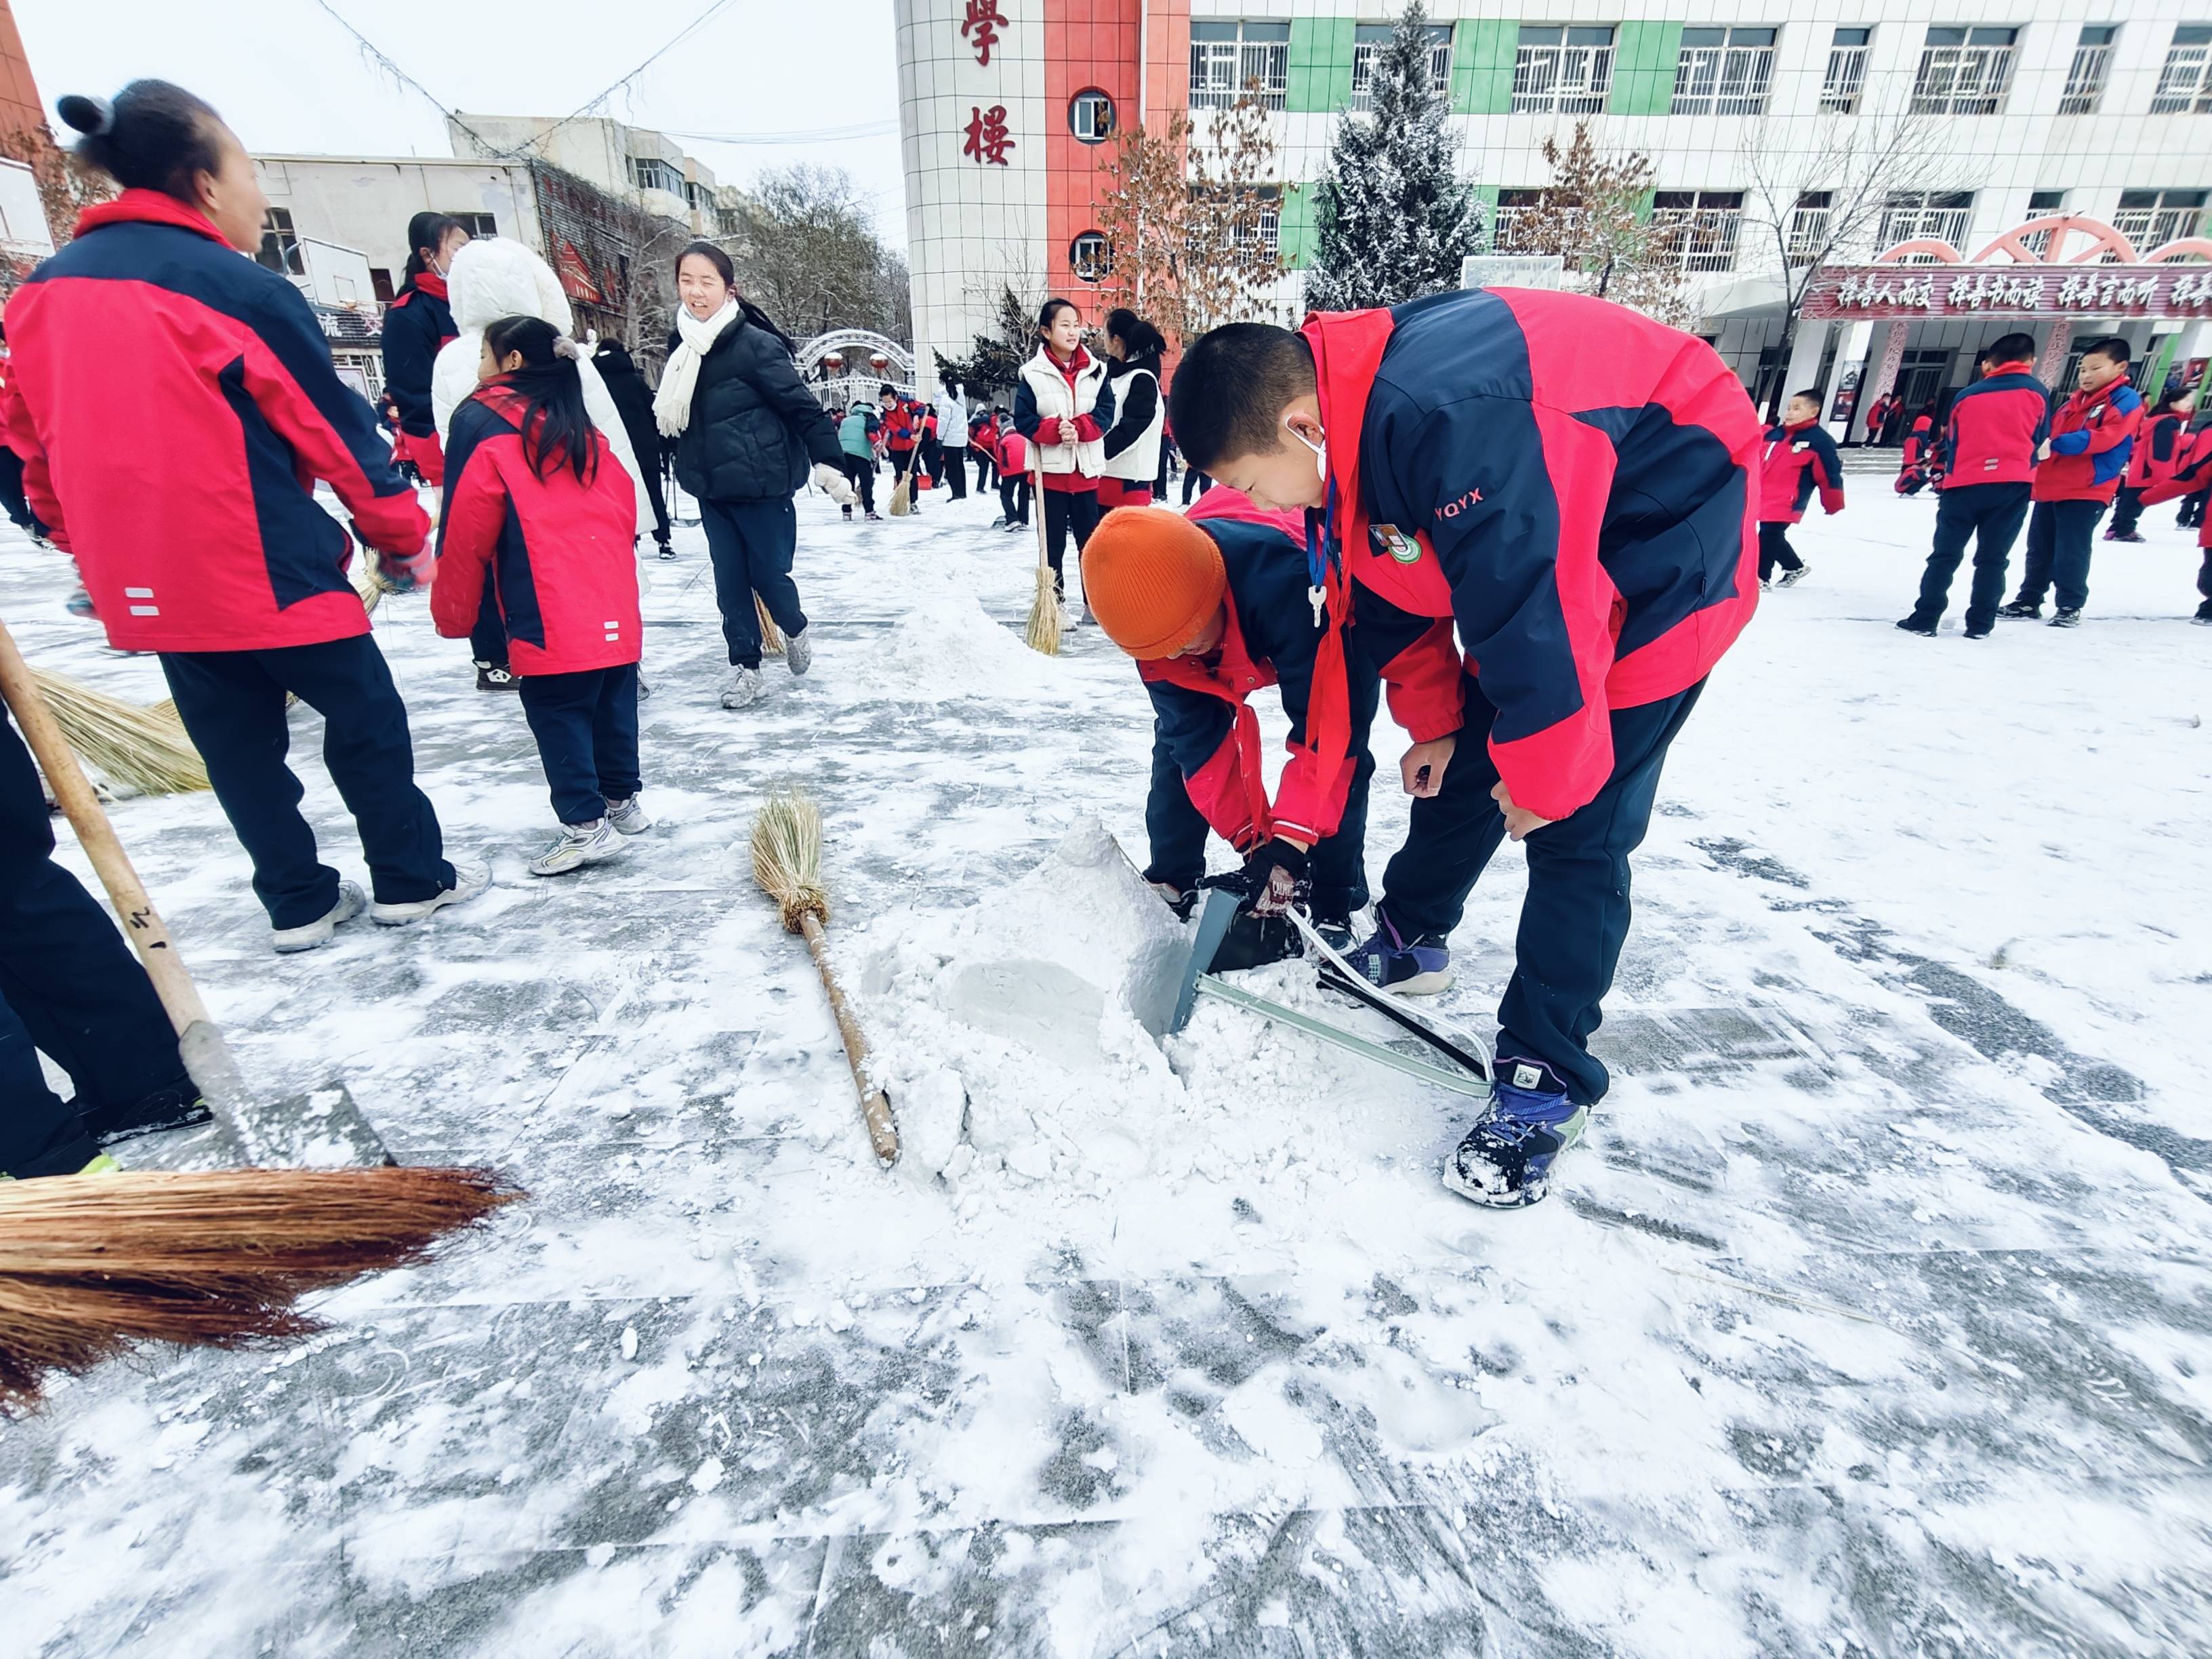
255, 157, 542, 295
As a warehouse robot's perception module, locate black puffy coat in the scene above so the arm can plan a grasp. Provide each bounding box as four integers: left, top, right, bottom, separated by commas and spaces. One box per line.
667, 309, 842, 502
591, 342, 665, 477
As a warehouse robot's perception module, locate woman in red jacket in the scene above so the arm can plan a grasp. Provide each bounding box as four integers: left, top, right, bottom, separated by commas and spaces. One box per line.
2108, 387, 2190, 542
8, 81, 483, 951
435, 317, 647, 876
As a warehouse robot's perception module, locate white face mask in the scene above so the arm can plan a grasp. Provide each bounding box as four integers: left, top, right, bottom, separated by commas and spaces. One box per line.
1285, 419, 1327, 480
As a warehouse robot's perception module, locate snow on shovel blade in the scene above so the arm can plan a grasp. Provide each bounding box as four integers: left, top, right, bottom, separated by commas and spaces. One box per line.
179, 1021, 396, 1168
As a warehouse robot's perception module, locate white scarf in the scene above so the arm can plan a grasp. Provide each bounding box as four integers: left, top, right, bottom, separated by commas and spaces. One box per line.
653, 298, 741, 438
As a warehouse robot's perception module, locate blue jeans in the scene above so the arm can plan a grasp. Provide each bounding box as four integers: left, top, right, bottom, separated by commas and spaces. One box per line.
701, 497, 805, 669
1377, 676, 1705, 1105
518, 663, 642, 824
159, 634, 453, 927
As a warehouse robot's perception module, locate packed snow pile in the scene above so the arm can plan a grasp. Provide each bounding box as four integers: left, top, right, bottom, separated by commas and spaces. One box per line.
871, 587, 1061, 701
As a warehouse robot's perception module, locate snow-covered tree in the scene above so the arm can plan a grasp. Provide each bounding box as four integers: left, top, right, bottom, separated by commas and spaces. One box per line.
1303, 1, 1481, 311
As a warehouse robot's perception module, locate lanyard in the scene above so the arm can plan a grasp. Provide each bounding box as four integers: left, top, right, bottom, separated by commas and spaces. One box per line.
1302, 484, 1340, 631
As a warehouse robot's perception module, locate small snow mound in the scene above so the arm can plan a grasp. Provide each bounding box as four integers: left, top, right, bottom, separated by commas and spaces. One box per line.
872, 590, 1059, 700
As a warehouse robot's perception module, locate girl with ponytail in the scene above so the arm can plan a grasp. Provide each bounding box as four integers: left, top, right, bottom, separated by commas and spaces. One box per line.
433, 316, 650, 878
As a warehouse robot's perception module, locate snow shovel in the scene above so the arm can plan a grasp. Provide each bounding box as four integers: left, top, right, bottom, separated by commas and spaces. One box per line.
0, 615, 396, 1168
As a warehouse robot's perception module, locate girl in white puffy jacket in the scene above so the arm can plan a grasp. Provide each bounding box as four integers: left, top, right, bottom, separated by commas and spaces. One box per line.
428, 238, 653, 691
1012, 299, 1115, 621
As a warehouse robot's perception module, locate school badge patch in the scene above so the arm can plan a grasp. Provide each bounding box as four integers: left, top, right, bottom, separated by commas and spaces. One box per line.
1370, 523, 1422, 565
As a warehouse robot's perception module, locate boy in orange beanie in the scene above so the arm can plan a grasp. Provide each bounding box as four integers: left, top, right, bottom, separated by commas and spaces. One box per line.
1087, 493, 1412, 951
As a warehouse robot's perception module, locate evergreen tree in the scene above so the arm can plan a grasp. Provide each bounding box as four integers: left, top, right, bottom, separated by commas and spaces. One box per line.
1303, 1, 1481, 311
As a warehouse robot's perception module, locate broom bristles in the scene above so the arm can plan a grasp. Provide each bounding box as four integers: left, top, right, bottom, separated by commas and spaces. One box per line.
1024, 562, 1062, 656
749, 786, 828, 933
0, 1166, 520, 1414
756, 594, 785, 656
31, 668, 210, 795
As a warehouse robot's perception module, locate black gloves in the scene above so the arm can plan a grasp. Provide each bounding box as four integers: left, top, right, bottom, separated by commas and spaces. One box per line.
1200, 837, 1310, 917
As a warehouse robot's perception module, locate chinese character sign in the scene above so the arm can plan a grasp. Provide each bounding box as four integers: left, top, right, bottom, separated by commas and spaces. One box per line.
1806, 264, 2212, 320
964, 104, 1013, 167
962, 0, 1008, 66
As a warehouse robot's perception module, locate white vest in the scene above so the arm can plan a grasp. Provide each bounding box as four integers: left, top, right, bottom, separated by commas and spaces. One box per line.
1101, 365, 1164, 482
1019, 348, 1109, 479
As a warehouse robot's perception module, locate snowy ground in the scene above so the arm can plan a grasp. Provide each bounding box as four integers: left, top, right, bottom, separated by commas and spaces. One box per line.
3, 470, 2211, 1658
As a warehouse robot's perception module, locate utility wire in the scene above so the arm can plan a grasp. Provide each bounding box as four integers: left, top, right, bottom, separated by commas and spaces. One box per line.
309, 0, 502, 158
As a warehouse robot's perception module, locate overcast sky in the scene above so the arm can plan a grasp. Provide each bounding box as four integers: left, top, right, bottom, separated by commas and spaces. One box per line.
14, 0, 910, 245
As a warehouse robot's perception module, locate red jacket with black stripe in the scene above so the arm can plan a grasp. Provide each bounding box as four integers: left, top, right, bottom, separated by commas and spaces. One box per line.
1137, 488, 1395, 849
2139, 424, 2212, 548
2125, 409, 2187, 489
1938, 361, 2049, 489
1305, 288, 1759, 822
430, 384, 641, 675
1758, 419, 1844, 524
2, 191, 429, 653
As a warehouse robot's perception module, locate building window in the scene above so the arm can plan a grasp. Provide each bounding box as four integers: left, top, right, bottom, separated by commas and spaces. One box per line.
1513, 26, 1616, 115
1189, 21, 1290, 110
1070, 231, 1111, 283
1671, 26, 1776, 118
2018, 190, 2066, 258
628, 157, 685, 197
2114, 188, 2210, 249
369, 268, 395, 304
1912, 27, 2017, 116
2151, 25, 2212, 114
2060, 26, 2118, 115
1350, 24, 1453, 110
1490, 188, 1549, 253
255, 207, 303, 276
444, 211, 497, 239
1785, 192, 1831, 265
1650, 190, 1744, 272
1822, 27, 1871, 113
1070, 89, 1115, 142
1877, 190, 1975, 252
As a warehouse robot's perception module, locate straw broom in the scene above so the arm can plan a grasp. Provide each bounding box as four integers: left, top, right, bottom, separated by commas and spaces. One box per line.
0, 1167, 520, 1414
1023, 461, 1060, 656
756, 594, 785, 657
749, 788, 899, 1166
149, 556, 386, 726
30, 668, 209, 796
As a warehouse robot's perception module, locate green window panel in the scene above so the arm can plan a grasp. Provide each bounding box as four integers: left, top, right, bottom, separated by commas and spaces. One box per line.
1279, 183, 1316, 268
1452, 18, 1519, 115
1608, 21, 1684, 117
1288, 16, 1357, 114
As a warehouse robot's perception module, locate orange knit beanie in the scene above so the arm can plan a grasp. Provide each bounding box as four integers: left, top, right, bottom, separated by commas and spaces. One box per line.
1082, 508, 1227, 659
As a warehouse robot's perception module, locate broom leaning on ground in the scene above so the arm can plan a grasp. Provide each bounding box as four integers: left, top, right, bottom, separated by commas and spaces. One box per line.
1023, 459, 1060, 657
148, 551, 388, 726
750, 787, 899, 1165
0, 1168, 520, 1413
31, 668, 209, 796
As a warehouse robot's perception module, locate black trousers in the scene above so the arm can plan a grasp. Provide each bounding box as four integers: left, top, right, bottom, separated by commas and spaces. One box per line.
2180, 489, 2208, 530
0, 716, 188, 1176
1757, 522, 1803, 581
1042, 487, 1102, 599
972, 449, 996, 491
2108, 485, 2145, 538
638, 451, 672, 547
1142, 675, 1380, 922
518, 663, 642, 824
839, 454, 876, 515
940, 445, 968, 499
1181, 469, 1214, 506
1908, 480, 2032, 633
701, 496, 806, 669
998, 475, 1031, 526
0, 445, 45, 537
1376, 675, 1705, 1107
158, 634, 453, 930
470, 585, 508, 668
917, 437, 942, 487
2198, 546, 2212, 619
2016, 497, 2108, 613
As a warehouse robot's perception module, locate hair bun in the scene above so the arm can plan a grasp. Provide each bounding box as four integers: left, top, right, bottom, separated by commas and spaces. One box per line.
56, 94, 115, 136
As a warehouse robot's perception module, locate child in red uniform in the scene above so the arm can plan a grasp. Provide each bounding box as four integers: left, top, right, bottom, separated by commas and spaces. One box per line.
2139, 422, 2212, 623
2003, 336, 2144, 628
1757, 389, 1843, 588
1896, 403, 1940, 495
434, 317, 648, 876
2107, 387, 2190, 542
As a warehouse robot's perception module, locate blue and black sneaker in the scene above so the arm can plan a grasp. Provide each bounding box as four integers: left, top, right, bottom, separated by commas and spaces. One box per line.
1442, 1057, 1587, 1210
1343, 910, 1452, 995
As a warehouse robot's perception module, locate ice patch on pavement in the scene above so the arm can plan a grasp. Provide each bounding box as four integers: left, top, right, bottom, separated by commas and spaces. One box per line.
872, 588, 1061, 700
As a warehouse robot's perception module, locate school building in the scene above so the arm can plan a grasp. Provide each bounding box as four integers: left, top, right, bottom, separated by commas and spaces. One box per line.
893, 0, 2212, 426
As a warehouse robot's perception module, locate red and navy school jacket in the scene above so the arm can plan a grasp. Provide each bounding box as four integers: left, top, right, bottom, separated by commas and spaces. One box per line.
2, 190, 428, 653
882, 404, 916, 451
1305, 288, 1759, 823
382, 270, 453, 441
2034, 379, 2143, 503
1140, 489, 1381, 848
2138, 425, 2212, 546
1938, 361, 2048, 489
1758, 419, 1843, 524
2125, 409, 2186, 490
431, 384, 641, 675
1900, 413, 1935, 470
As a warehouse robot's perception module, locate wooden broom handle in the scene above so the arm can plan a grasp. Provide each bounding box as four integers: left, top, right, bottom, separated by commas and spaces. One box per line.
798, 912, 899, 1165
1031, 460, 1051, 576
0, 615, 213, 1037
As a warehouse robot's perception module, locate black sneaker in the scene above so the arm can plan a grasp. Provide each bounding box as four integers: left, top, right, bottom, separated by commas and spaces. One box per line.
1894, 617, 1938, 637
655, 541, 676, 561
1963, 624, 1992, 640
1441, 1059, 1588, 1210
1999, 599, 2041, 619
84, 1081, 213, 1147
476, 663, 521, 692
2049, 607, 2083, 628
1313, 914, 1357, 955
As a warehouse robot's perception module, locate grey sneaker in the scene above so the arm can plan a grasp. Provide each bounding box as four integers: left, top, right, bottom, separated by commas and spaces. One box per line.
372, 858, 491, 926
784, 628, 813, 676
605, 795, 652, 836
527, 819, 621, 877
272, 880, 365, 954
719, 665, 764, 709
